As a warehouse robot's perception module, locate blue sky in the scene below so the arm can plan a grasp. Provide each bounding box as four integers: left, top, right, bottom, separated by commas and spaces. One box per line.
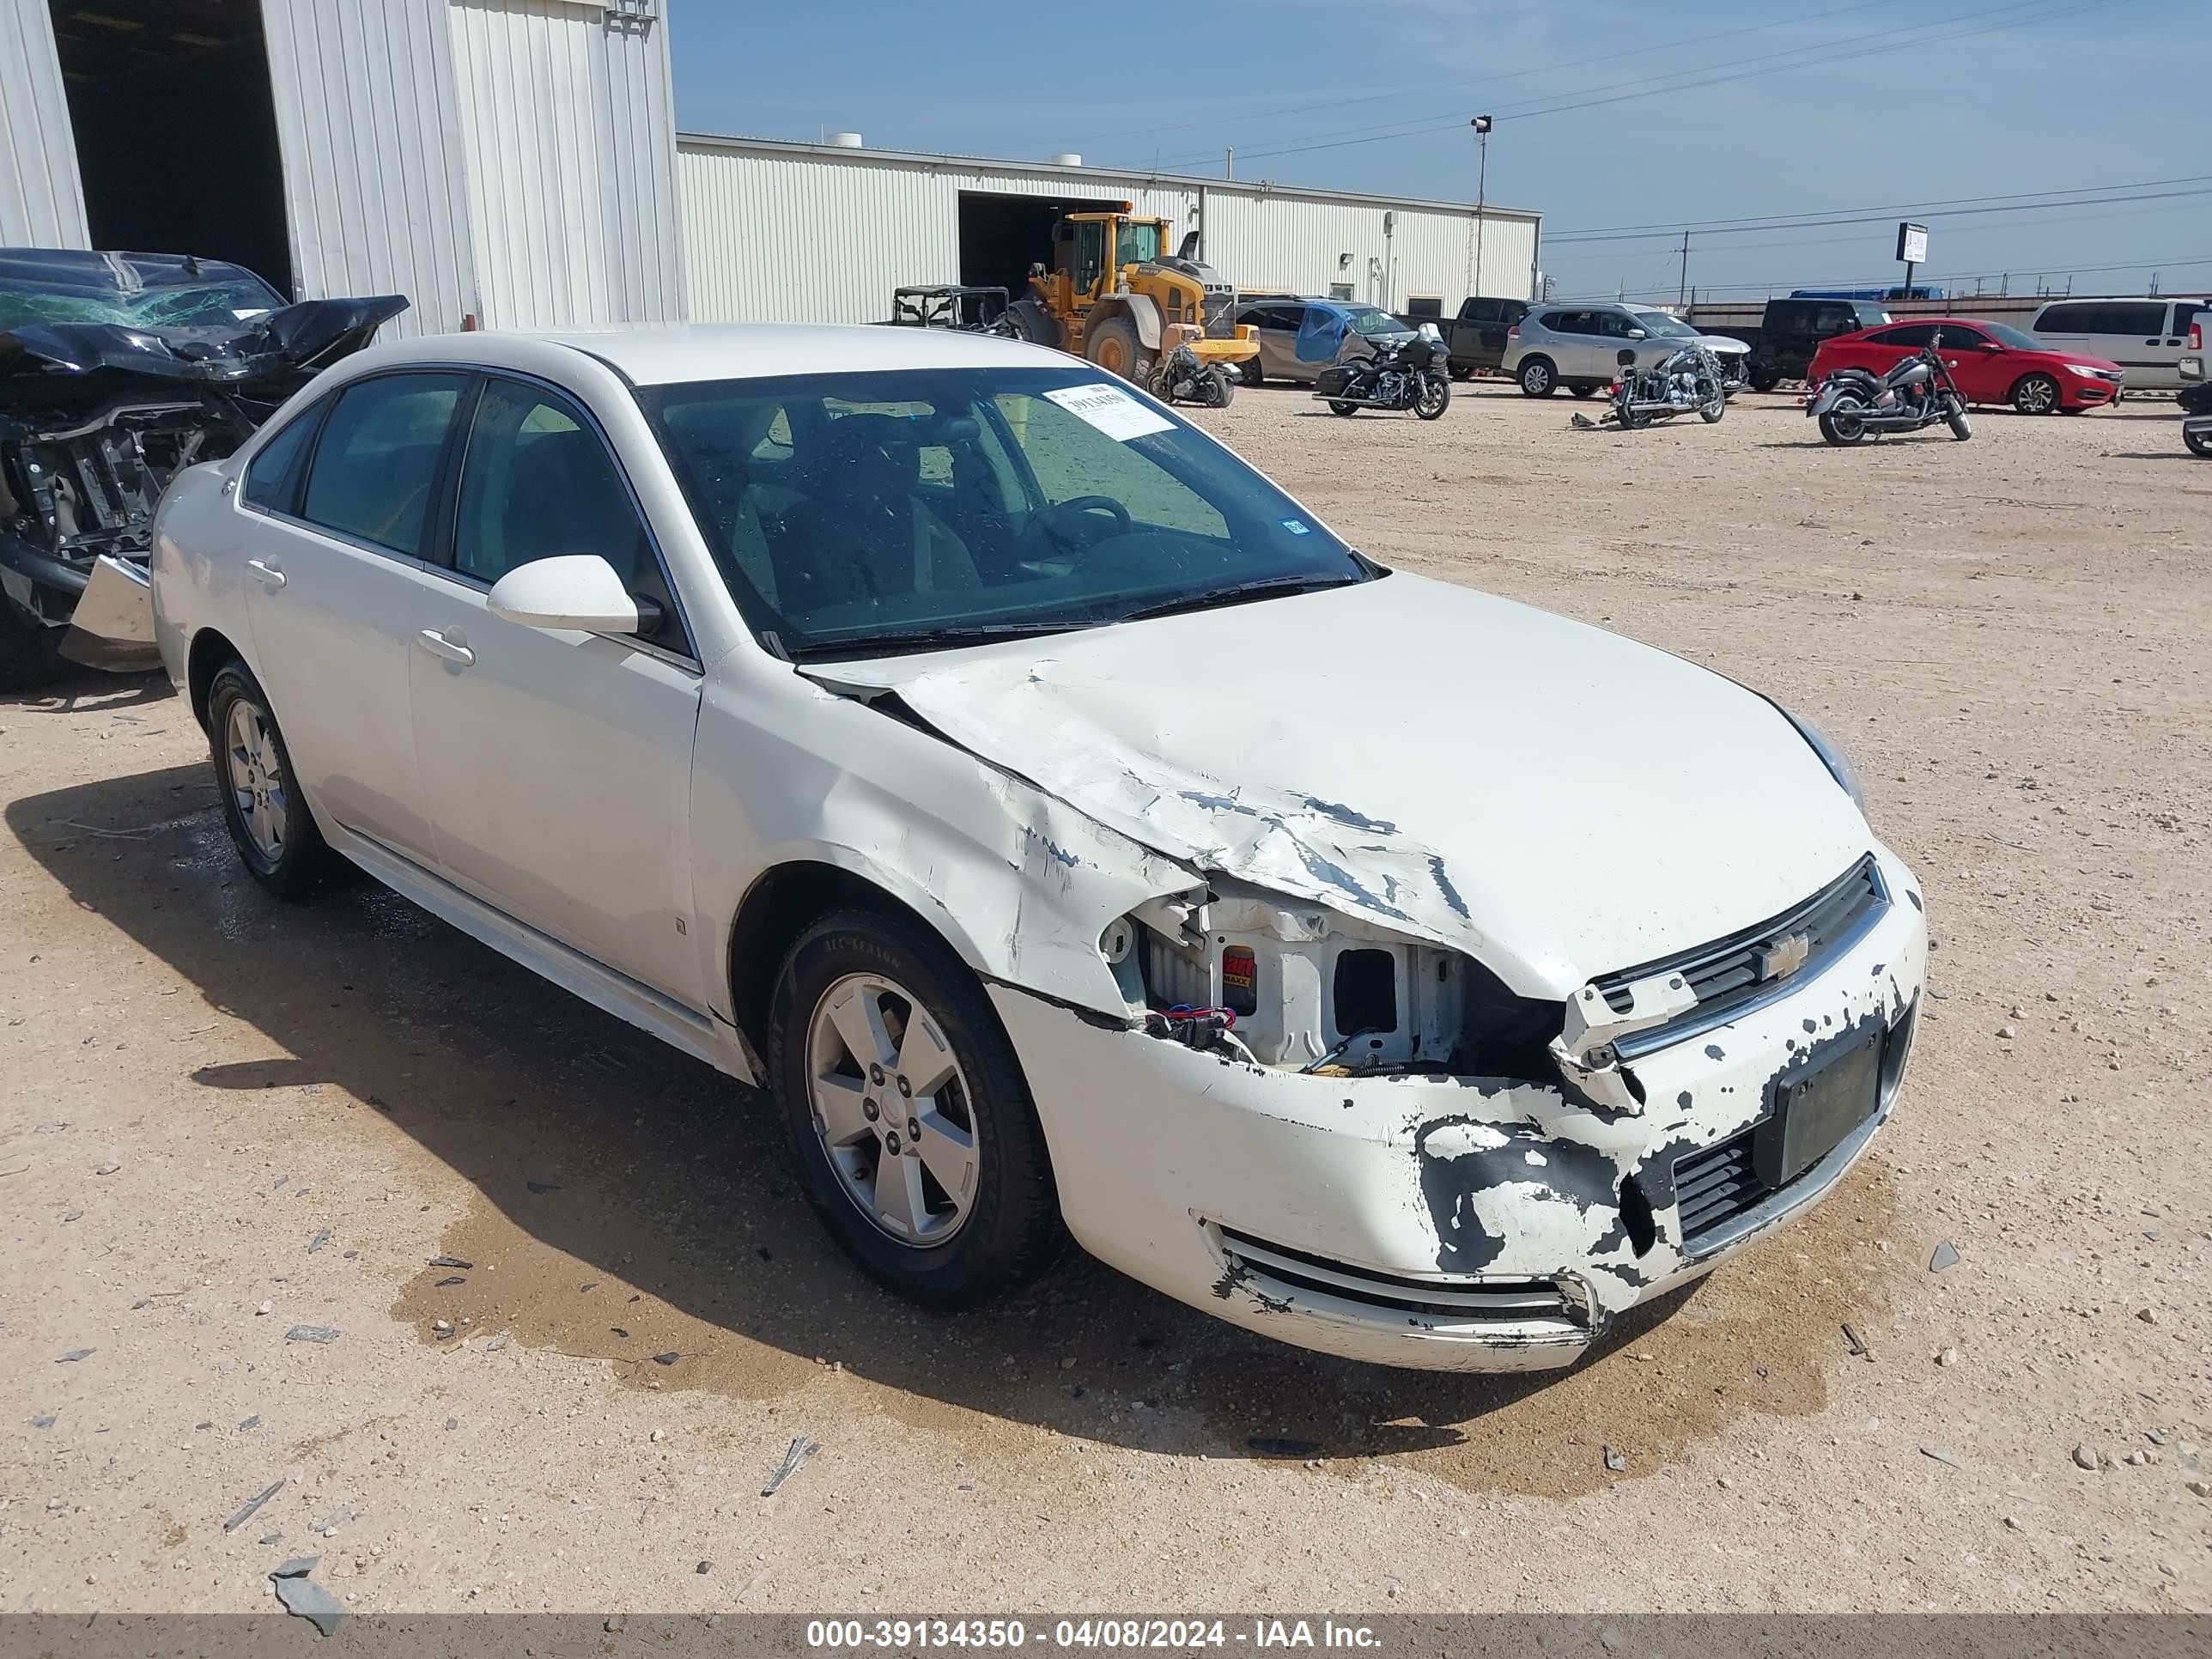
669, 0, 2203, 301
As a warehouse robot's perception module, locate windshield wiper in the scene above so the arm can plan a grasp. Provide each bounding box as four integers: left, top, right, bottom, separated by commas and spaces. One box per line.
793, 619, 1094, 660
1114, 573, 1367, 625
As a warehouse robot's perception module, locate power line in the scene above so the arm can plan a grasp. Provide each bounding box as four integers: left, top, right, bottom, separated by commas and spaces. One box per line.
1139, 0, 2134, 173
1608, 250, 2212, 300
1079, 0, 1910, 149
1547, 185, 2212, 251
1548, 173, 2212, 243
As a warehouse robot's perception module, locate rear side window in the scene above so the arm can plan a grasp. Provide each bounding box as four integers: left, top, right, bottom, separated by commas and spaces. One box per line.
301, 373, 468, 557
240, 403, 322, 513
2100, 301, 2166, 336
1869, 324, 1937, 348
2172, 301, 2204, 340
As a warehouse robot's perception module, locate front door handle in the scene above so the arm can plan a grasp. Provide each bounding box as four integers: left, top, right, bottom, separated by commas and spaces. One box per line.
246, 559, 287, 589
416, 629, 475, 667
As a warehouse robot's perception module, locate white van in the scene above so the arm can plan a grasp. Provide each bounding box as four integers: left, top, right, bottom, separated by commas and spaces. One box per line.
2028, 296, 2207, 390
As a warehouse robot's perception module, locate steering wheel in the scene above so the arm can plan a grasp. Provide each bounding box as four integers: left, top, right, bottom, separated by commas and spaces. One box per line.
1018, 495, 1132, 565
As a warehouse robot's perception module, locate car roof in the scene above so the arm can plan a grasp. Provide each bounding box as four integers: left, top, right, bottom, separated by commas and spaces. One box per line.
338, 322, 1072, 387
0, 246, 280, 297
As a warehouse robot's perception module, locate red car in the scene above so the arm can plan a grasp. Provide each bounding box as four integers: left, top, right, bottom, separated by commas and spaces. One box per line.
1808, 318, 2124, 415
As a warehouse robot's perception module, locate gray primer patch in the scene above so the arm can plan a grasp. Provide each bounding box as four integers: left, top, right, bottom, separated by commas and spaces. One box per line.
1427, 854, 1471, 921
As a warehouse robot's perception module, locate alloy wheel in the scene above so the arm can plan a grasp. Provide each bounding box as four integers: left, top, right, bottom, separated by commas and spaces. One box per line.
223, 698, 289, 860
805, 973, 979, 1247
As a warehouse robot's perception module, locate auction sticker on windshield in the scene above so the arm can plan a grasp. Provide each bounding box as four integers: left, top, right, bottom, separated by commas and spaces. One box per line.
1043, 382, 1175, 441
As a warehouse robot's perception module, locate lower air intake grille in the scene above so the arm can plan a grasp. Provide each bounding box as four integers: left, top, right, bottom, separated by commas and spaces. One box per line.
1672, 1134, 1763, 1245
1218, 1227, 1583, 1325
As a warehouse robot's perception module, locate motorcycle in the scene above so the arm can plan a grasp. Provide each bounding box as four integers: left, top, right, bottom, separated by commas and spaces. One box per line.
2179, 380, 2212, 458
1808, 337, 1972, 446
1152, 342, 1237, 409
1607, 343, 1727, 429
1315, 325, 1450, 419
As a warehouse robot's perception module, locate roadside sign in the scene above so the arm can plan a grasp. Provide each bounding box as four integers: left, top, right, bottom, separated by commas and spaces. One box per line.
1896, 222, 1929, 264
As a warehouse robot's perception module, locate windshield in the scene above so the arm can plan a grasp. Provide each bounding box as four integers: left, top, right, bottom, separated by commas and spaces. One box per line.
1345, 307, 1405, 337
1629, 309, 1699, 338
1978, 321, 2040, 350
641, 367, 1370, 660
0, 258, 284, 333
1117, 221, 1162, 264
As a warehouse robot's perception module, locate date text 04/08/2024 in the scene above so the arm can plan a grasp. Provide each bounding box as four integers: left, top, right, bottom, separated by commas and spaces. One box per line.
804, 1619, 1381, 1650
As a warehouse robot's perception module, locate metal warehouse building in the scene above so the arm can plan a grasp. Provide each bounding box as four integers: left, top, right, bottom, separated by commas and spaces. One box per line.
677, 134, 1542, 325
1, 0, 682, 336
3, 2, 1540, 332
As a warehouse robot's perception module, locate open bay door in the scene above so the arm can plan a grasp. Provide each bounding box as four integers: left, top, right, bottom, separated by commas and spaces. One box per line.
0, 0, 89, 247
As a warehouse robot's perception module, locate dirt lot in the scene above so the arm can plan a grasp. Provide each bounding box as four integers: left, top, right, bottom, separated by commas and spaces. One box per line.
3, 384, 2207, 1616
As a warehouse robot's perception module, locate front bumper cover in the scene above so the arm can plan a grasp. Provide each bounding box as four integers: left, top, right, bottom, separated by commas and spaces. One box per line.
995, 847, 1928, 1371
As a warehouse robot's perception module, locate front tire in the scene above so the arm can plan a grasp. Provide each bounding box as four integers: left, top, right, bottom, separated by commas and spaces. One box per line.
206, 659, 335, 899
0, 599, 70, 693
2185, 425, 2212, 458
1238, 357, 1264, 388
769, 908, 1066, 1309
1414, 374, 1450, 419
1947, 398, 1973, 441
2011, 374, 2060, 416
1748, 365, 1784, 393
1328, 400, 1360, 416
1571, 382, 1599, 398
1517, 356, 1557, 398
1084, 315, 1153, 388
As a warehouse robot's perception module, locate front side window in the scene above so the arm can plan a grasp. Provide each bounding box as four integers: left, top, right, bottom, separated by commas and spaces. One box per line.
300, 374, 467, 557
642, 367, 1368, 661
1117, 221, 1162, 264
451, 379, 685, 647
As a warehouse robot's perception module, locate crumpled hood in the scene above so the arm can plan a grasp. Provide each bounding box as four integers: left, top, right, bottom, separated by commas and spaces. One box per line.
815, 573, 1873, 997
0, 295, 410, 403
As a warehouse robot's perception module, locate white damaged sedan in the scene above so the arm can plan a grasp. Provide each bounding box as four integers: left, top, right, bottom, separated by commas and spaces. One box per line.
150, 324, 1925, 1370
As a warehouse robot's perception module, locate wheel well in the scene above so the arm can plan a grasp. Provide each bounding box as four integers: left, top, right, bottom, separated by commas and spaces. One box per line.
186, 629, 244, 733
1522, 354, 1554, 372
726, 862, 963, 1059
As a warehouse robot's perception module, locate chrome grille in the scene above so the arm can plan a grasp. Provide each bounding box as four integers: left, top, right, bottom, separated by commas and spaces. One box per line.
1595, 855, 1885, 1053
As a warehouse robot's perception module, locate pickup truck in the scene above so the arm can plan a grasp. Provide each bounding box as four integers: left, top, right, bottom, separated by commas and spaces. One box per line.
1686, 296, 1891, 391
1398, 296, 1532, 379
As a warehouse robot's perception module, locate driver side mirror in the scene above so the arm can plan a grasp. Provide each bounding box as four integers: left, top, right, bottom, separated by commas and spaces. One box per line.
487, 554, 647, 635
1625, 328, 1648, 340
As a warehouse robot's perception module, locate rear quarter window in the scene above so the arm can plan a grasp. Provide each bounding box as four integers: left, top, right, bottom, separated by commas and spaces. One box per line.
240, 401, 324, 513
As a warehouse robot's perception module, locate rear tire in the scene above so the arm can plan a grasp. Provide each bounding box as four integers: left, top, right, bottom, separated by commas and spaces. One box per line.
1517, 357, 1557, 398
769, 907, 1066, 1309
1748, 365, 1784, 393
206, 659, 336, 900
1571, 382, 1599, 398
1238, 357, 1264, 388
1004, 299, 1060, 349
1201, 369, 1235, 408
2010, 374, 2060, 416
2185, 425, 2212, 458
1818, 399, 1869, 446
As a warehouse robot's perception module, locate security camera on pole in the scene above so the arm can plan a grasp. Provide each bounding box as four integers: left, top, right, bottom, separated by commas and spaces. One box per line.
1469, 115, 1494, 301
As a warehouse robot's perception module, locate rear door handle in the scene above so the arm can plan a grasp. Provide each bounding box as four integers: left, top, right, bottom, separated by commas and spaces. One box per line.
416, 629, 475, 667
246, 559, 287, 589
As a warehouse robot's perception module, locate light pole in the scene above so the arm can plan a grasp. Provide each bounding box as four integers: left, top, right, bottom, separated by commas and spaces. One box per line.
1470, 114, 1492, 301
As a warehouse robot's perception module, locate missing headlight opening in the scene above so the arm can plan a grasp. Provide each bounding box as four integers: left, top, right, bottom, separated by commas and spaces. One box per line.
1123, 879, 1565, 1079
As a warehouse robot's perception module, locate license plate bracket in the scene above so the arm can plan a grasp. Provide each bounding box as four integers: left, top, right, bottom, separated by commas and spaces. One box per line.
1753, 1025, 1882, 1189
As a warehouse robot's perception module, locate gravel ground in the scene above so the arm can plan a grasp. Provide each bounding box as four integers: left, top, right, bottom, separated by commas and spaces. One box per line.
2, 384, 2206, 1615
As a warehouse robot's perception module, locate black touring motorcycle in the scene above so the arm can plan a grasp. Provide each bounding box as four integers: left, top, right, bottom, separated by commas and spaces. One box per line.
1316, 327, 1451, 419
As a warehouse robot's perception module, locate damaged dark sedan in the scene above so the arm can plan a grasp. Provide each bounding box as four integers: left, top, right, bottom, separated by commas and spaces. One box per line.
0, 248, 405, 688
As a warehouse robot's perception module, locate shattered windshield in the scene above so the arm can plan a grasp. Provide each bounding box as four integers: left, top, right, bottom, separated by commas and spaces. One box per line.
0, 257, 286, 334
642, 366, 1370, 660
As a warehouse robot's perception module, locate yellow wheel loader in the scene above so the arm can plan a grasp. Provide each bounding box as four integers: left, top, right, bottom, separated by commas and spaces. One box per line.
1003, 210, 1259, 407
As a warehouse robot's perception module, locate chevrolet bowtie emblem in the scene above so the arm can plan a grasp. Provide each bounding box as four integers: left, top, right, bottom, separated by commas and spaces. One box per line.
1754, 931, 1812, 981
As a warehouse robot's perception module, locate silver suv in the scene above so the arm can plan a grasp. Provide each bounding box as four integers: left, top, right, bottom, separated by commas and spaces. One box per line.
1504, 303, 1750, 398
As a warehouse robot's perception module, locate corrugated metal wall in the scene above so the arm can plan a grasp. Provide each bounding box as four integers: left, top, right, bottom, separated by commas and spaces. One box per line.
260, 0, 477, 331
678, 138, 1540, 325
0, 0, 90, 248
448, 0, 683, 330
